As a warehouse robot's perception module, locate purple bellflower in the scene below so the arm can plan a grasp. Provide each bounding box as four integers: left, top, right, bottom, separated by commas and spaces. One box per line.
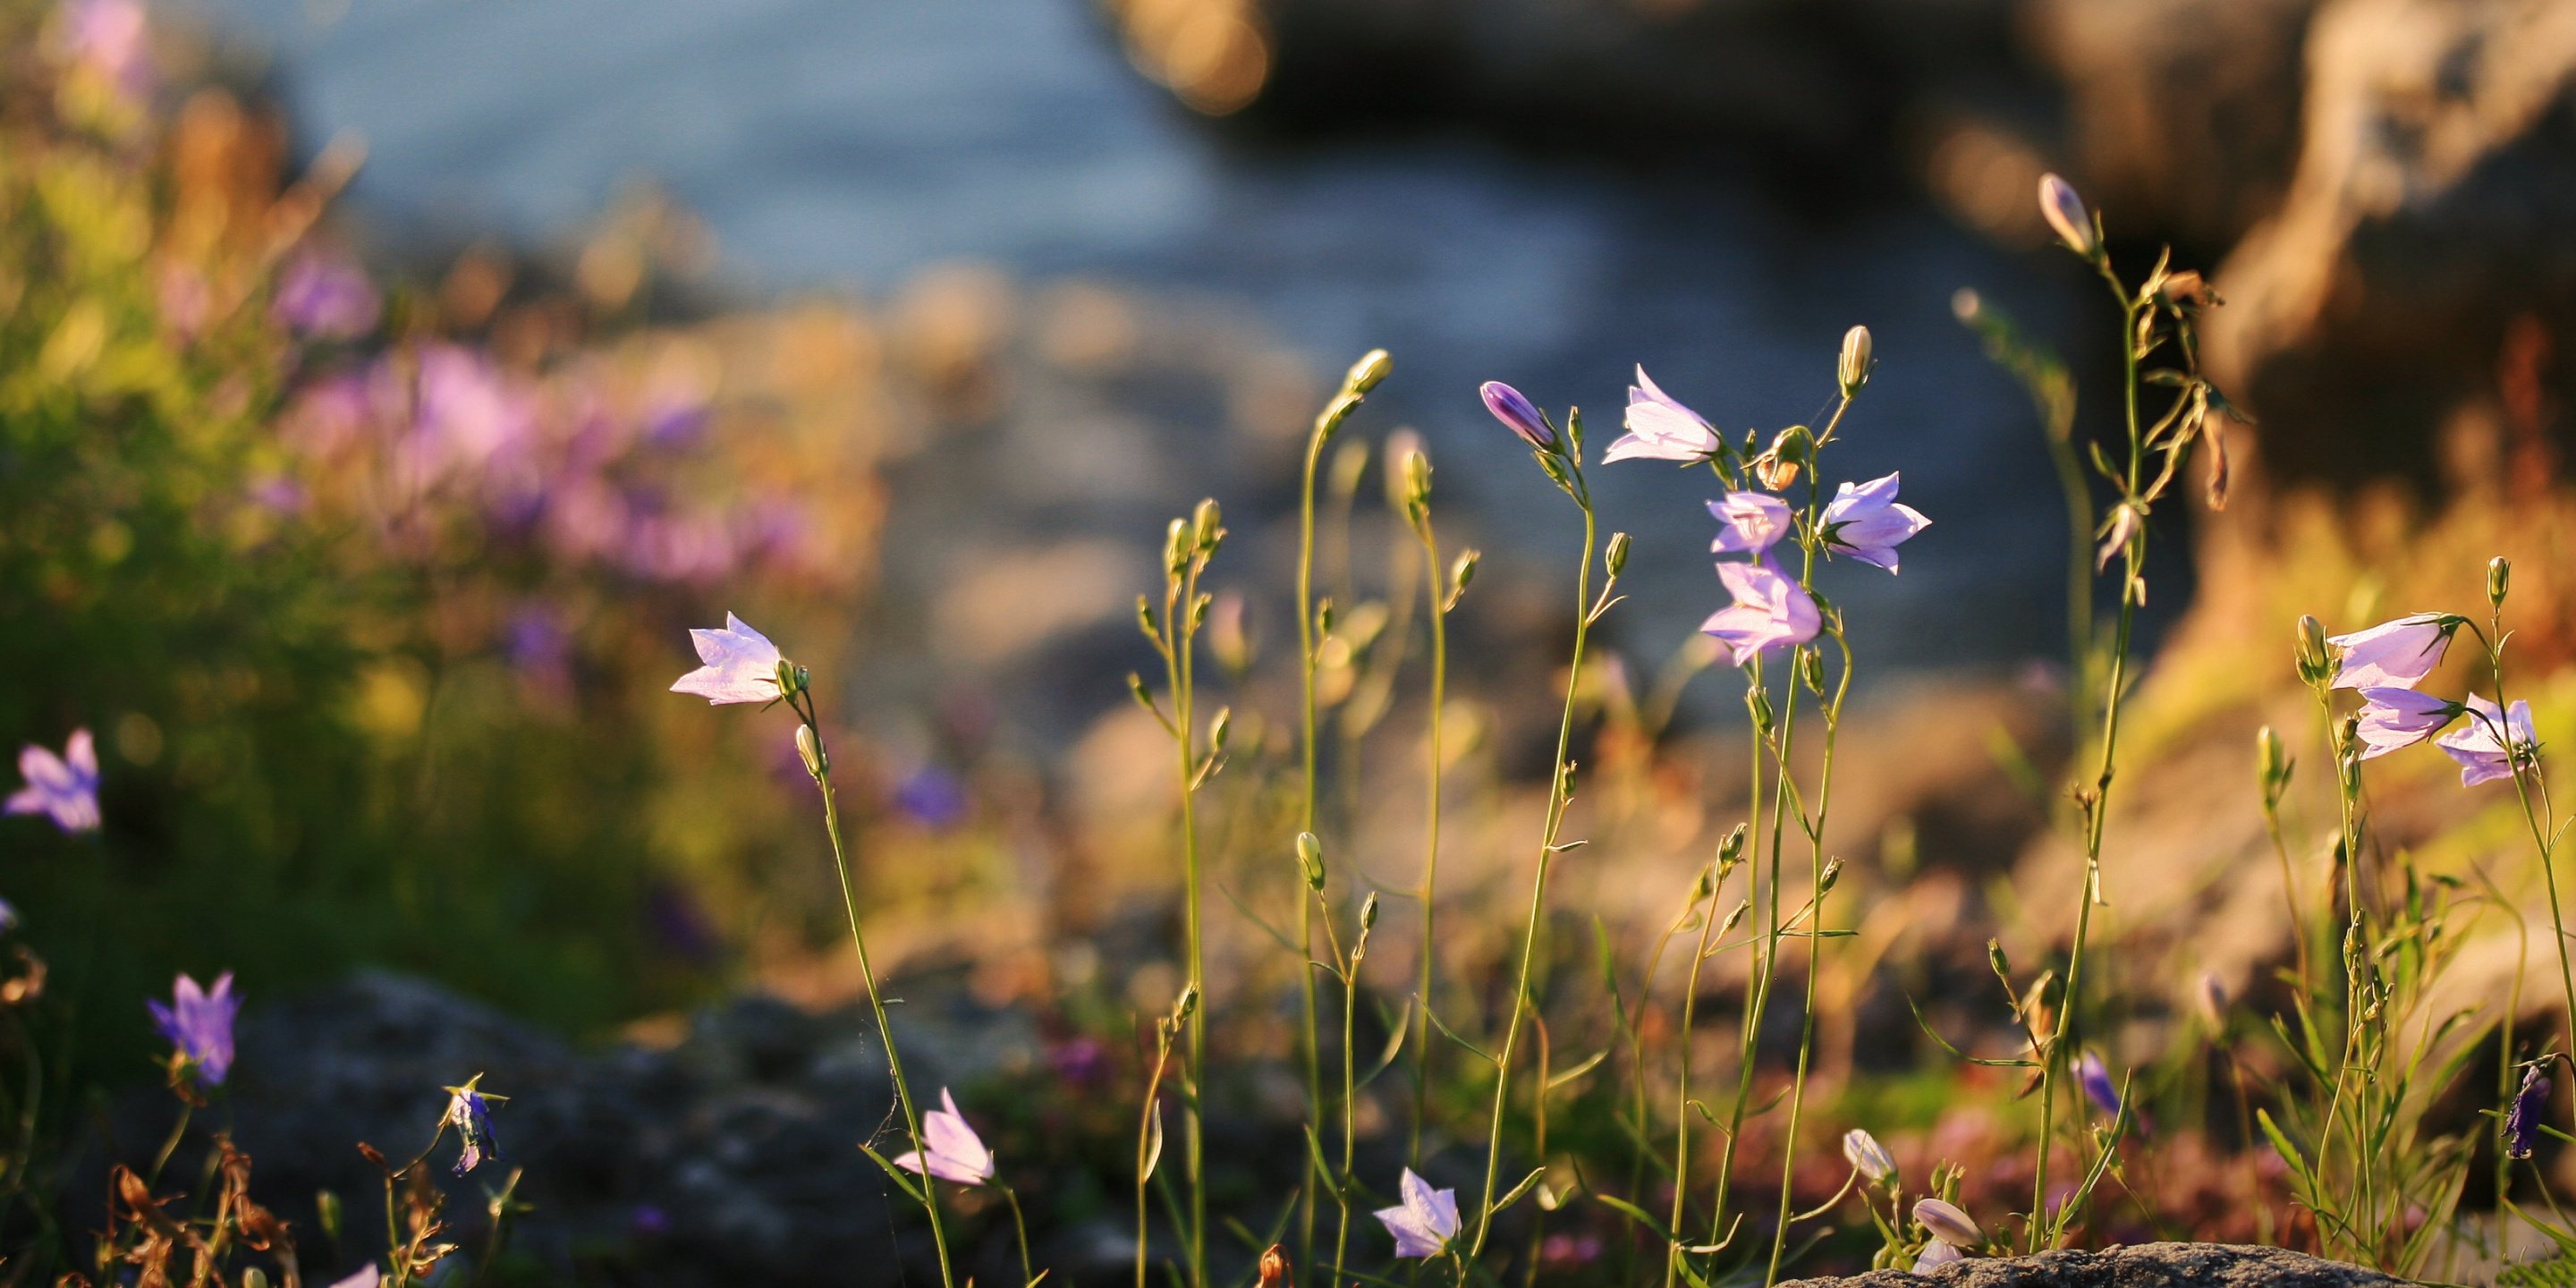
1913, 1198, 1983, 1249
1701, 555, 1821, 666
1604, 366, 1721, 463
1374, 1167, 1462, 1258
2038, 174, 2096, 258
2436, 693, 2535, 787
1479, 382, 1555, 451
1842, 1128, 1894, 1182
895, 1088, 996, 1185
149, 972, 239, 1087
2507, 1063, 2550, 1161
272, 249, 381, 340
1821, 472, 1930, 572
2353, 687, 2460, 759
671, 614, 785, 705
1708, 492, 1793, 555
445, 1075, 504, 1174
2328, 614, 2459, 691
2075, 1051, 2122, 1119
1914, 1240, 1964, 1273
7, 729, 99, 834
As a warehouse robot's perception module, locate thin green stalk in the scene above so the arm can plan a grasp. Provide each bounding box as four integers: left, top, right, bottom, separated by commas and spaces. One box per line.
801, 692, 956, 1288
2486, 623, 2576, 1050
1164, 550, 1211, 1288
1767, 630, 1854, 1286
1003, 1183, 1036, 1288
1663, 849, 1733, 1288
1712, 656, 1797, 1249
1468, 487, 1603, 1262
1334, 942, 1359, 1288
1408, 469, 1454, 1167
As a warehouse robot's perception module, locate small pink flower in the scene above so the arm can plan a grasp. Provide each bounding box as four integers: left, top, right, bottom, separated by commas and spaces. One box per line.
7, 730, 99, 833
894, 1088, 995, 1185
2327, 614, 2459, 691
1708, 492, 1793, 555
2352, 686, 2459, 759
670, 614, 784, 705
1605, 366, 1721, 463
2436, 693, 2534, 787
1700, 555, 1820, 666
1821, 472, 1929, 573
1373, 1168, 1461, 1258
2038, 174, 2096, 256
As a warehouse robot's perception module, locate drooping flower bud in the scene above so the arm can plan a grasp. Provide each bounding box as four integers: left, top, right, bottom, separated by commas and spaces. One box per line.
1837, 326, 1873, 395
1841, 1128, 1895, 1182
2295, 614, 2332, 686
2038, 174, 2097, 258
1296, 832, 1326, 891
1913, 1198, 1984, 1249
1480, 381, 1555, 451
1345, 349, 1392, 395
2490, 556, 2512, 611
2507, 1063, 2550, 1161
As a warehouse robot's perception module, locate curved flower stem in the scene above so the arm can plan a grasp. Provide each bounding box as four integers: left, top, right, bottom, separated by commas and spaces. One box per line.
1468, 478, 1603, 1263
2481, 622, 2576, 1051
792, 689, 955, 1288
1138, 1018, 1178, 1288
1664, 847, 1732, 1288
1002, 1183, 1037, 1288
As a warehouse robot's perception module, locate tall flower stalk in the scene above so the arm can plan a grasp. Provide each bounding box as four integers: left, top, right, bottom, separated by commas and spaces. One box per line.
2021, 175, 2231, 1249
1394, 437, 1474, 1166
1132, 499, 1230, 1288
671, 616, 955, 1288
1293, 351, 1390, 1264
1464, 385, 1623, 1264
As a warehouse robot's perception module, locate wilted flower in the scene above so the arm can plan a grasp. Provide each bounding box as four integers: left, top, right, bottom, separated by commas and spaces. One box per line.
2507, 1063, 2550, 1161
2436, 693, 2536, 787
894, 1088, 996, 1185
2096, 504, 2140, 571
273, 249, 382, 339
2038, 174, 2097, 257
1479, 382, 1554, 451
1707, 492, 1793, 555
1842, 1128, 1894, 1182
149, 972, 239, 1087
2353, 687, 2460, 758
1701, 555, 1821, 666
1258, 1245, 1292, 1288
1913, 1240, 1963, 1273
1821, 472, 1929, 572
1913, 1198, 1983, 1249
444, 1076, 504, 1174
1374, 1167, 1462, 1258
670, 614, 785, 705
2076, 1051, 2122, 1119
7, 730, 99, 834
1604, 366, 1720, 463
2327, 614, 2459, 691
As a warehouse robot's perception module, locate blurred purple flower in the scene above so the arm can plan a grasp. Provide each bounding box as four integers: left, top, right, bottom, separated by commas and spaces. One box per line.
410, 343, 533, 482
2436, 693, 2535, 787
644, 400, 710, 449
246, 474, 307, 515
1479, 382, 1554, 451
2353, 687, 2459, 759
1374, 1167, 1461, 1258
2507, 1063, 2550, 1161
506, 606, 572, 700
1707, 492, 1792, 555
671, 614, 784, 705
1049, 1037, 1110, 1089
1701, 555, 1820, 666
894, 1088, 995, 1185
8, 730, 99, 834
2328, 614, 2458, 691
894, 766, 970, 830
445, 1077, 504, 1174
1539, 1233, 1603, 1266
630, 1204, 671, 1237
1605, 366, 1720, 463
644, 883, 719, 964
149, 972, 238, 1087
0, 899, 20, 934
273, 249, 381, 340
64, 0, 150, 97
1822, 472, 1930, 573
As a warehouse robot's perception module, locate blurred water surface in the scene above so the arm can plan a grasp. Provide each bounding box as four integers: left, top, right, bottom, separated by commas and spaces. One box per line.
192, 0, 2129, 691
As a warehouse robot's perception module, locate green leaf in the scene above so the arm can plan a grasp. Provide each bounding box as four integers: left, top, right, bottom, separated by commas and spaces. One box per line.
1546, 1048, 1608, 1092
1426, 1004, 1498, 1066
1356, 996, 1416, 1091
1494, 1167, 1548, 1216
858, 1142, 928, 1205
1592, 1193, 1677, 1245
1142, 1102, 1166, 1183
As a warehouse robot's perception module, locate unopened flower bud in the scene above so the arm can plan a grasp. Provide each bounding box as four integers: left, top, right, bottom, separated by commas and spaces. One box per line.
1913, 1198, 1984, 1249
1404, 446, 1434, 514
1345, 349, 1392, 395
1692, 865, 1715, 902
1258, 1245, 1292, 1288
1208, 706, 1231, 752
2295, 614, 2332, 686
1480, 381, 1555, 451
1165, 519, 1191, 575
318, 1189, 344, 1242
1192, 499, 1224, 553
1748, 686, 1775, 733
1360, 892, 1380, 932
1137, 595, 1159, 642
1799, 646, 1826, 696
1987, 938, 2012, 981
1128, 672, 1158, 716
795, 724, 828, 779
1447, 550, 1479, 606
244, 1269, 270, 1288
2257, 724, 2292, 803
1175, 984, 1199, 1021
1842, 1128, 1895, 1182
1719, 898, 1750, 935
1818, 857, 1843, 894
1837, 326, 1873, 395
1296, 832, 1326, 890
1605, 531, 1631, 579
2196, 970, 2229, 1030
1718, 822, 1747, 869
1315, 597, 1335, 637
1385, 429, 1425, 513
2038, 174, 2097, 258
2490, 556, 2512, 610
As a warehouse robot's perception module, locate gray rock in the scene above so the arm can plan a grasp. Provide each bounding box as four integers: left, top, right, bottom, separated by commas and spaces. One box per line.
1781, 1242, 2402, 1288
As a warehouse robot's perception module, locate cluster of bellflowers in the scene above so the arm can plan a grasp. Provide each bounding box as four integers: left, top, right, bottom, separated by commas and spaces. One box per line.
1482, 326, 1927, 671
1832, 1127, 1990, 1274
2301, 589, 2526, 783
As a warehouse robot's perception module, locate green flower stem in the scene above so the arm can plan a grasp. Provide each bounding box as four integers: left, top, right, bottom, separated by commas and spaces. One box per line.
1002, 1182, 1037, 1288
798, 693, 956, 1288
2482, 623, 2576, 1055
1663, 843, 1733, 1288
1161, 550, 1211, 1288
1469, 480, 1603, 1263
1714, 657, 1798, 1253
1411, 500, 1452, 1167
